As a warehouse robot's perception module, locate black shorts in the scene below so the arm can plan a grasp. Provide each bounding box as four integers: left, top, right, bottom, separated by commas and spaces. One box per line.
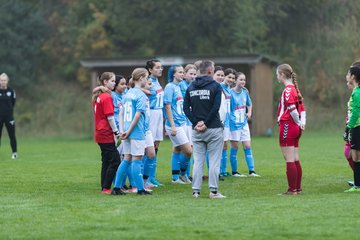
350, 126, 360, 150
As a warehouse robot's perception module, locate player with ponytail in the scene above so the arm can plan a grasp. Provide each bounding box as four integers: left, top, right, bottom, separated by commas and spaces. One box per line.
276, 64, 306, 195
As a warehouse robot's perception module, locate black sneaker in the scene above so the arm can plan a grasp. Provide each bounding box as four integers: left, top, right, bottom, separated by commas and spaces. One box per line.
137, 189, 152, 195
111, 188, 126, 195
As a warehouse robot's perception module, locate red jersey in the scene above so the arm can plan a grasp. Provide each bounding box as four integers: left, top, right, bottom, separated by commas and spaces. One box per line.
277, 84, 302, 122
93, 93, 115, 143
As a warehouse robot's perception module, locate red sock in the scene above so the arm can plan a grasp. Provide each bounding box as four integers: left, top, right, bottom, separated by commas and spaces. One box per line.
286, 162, 297, 191
295, 161, 302, 191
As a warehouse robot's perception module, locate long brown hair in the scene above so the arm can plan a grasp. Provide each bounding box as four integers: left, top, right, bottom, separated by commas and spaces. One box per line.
277, 64, 303, 101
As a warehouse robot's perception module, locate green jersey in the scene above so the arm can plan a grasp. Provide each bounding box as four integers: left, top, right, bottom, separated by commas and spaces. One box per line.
348, 86, 360, 128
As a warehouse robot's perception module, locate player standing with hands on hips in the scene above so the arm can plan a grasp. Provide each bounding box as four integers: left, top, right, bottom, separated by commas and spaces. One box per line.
0, 73, 17, 160
276, 64, 306, 195
183, 60, 226, 199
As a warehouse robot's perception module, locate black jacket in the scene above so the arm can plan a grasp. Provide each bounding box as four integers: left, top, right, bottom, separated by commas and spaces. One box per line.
183, 75, 223, 129
0, 87, 16, 116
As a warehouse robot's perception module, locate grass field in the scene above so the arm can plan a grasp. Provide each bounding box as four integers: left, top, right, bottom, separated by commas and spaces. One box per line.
0, 130, 359, 239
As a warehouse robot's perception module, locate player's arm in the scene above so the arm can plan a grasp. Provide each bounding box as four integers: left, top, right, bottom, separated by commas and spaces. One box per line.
165, 104, 177, 136
119, 105, 124, 133
288, 104, 301, 126
219, 92, 227, 123
122, 112, 142, 139
183, 89, 196, 125
11, 89, 16, 107
246, 105, 252, 119
141, 88, 151, 96
298, 102, 306, 130
92, 86, 110, 102
204, 86, 222, 127
107, 115, 120, 137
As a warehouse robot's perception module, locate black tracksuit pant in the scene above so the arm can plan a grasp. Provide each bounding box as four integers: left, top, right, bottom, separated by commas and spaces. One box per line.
0, 115, 17, 153
98, 143, 121, 190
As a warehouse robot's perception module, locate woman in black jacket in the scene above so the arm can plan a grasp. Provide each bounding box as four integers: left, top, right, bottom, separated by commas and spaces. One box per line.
0, 73, 17, 159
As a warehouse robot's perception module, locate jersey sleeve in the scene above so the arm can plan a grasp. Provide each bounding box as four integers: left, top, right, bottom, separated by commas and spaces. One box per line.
283, 87, 298, 105
136, 93, 146, 112
102, 94, 114, 116
163, 84, 173, 105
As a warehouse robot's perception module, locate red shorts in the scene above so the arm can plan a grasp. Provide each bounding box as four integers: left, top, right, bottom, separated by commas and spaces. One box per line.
279, 121, 302, 147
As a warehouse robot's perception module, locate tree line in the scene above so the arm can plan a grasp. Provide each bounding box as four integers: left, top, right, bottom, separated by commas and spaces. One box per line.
1, 0, 360, 107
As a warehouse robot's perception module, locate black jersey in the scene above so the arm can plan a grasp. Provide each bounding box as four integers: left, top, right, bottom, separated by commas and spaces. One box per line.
0, 88, 16, 116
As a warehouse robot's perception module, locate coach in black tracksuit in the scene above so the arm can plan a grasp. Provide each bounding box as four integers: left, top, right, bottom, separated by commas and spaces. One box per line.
0, 73, 17, 159
183, 60, 226, 199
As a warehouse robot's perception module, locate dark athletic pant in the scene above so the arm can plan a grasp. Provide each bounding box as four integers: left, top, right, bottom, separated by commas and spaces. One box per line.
98, 143, 121, 190
0, 115, 17, 153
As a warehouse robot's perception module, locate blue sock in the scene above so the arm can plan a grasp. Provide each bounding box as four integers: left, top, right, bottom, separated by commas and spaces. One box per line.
149, 156, 157, 181
220, 149, 227, 174
172, 152, 181, 180
143, 155, 149, 176
144, 156, 155, 179
132, 160, 144, 191
230, 148, 238, 173
244, 147, 255, 172
127, 163, 135, 187
179, 153, 190, 176
114, 160, 131, 188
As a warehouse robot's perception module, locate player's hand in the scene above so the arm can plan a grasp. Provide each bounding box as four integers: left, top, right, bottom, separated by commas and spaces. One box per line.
348, 128, 353, 143
171, 126, 177, 136
195, 122, 207, 132
344, 127, 350, 142
121, 131, 129, 140
300, 124, 305, 131
99, 86, 111, 93
196, 121, 205, 128
246, 113, 252, 120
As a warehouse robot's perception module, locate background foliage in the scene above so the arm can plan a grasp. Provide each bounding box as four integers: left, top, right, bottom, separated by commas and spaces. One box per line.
1, 0, 359, 136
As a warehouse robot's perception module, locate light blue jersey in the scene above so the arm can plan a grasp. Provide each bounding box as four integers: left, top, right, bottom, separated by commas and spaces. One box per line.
164, 82, 186, 127
178, 80, 192, 126
149, 76, 164, 110
123, 87, 147, 140
229, 88, 252, 131
111, 91, 123, 129
220, 83, 231, 128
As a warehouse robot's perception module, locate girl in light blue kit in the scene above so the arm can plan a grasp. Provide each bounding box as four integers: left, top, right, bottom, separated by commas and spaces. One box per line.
112, 76, 135, 191
178, 64, 197, 178
221, 68, 240, 176
165, 65, 192, 184
146, 59, 164, 186
229, 72, 260, 177
112, 68, 151, 195
142, 78, 157, 189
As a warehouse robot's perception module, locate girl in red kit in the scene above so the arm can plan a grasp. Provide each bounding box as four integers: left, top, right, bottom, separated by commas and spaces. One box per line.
276, 64, 306, 195
93, 72, 121, 194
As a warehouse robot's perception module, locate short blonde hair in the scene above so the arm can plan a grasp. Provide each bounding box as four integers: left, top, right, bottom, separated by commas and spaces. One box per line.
0, 73, 9, 81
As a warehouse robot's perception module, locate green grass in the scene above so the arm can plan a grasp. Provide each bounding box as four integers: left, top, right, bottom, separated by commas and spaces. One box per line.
0, 130, 359, 239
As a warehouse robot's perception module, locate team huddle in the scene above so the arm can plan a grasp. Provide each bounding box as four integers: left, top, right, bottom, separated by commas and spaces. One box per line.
93, 59, 308, 198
